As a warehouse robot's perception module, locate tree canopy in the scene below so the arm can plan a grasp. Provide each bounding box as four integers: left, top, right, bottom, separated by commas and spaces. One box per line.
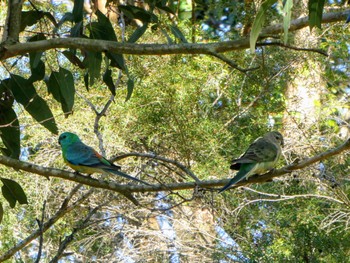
0, 0, 350, 261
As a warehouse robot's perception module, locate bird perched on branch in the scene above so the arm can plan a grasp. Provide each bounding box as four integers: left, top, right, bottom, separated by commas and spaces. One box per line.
58, 132, 150, 186
219, 131, 284, 193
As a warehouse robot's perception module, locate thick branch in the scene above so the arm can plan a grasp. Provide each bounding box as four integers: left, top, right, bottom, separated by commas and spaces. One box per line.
2, 0, 24, 43
0, 138, 349, 193
0, 10, 348, 60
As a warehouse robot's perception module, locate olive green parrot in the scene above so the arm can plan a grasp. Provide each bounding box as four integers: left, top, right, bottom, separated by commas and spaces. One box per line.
219, 131, 284, 193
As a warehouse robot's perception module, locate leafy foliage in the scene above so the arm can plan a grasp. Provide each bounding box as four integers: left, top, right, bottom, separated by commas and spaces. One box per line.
0, 0, 350, 261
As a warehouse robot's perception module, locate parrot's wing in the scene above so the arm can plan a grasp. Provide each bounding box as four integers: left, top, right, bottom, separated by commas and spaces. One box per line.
233, 138, 278, 164
66, 142, 120, 169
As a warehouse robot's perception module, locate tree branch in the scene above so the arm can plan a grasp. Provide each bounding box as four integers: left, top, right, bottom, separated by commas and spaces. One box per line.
112, 152, 201, 183
0, 138, 349, 194
0, 185, 92, 262
49, 200, 108, 263
2, 0, 24, 43
0, 10, 348, 60
256, 42, 329, 56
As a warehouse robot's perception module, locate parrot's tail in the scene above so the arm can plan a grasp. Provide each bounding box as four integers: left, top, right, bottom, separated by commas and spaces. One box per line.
218, 170, 247, 193
106, 168, 151, 186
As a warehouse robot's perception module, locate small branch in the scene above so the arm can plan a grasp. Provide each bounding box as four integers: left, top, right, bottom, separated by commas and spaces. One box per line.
112, 152, 201, 183
226, 138, 350, 188
49, 200, 108, 263
1, 11, 348, 60
34, 201, 46, 263
257, 42, 328, 56
209, 51, 260, 72
0, 185, 92, 262
0, 138, 349, 195
2, 0, 25, 43
241, 186, 344, 204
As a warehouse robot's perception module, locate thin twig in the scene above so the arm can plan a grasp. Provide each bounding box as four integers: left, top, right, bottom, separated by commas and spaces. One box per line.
208, 51, 260, 72
49, 200, 110, 263
0, 185, 91, 262
257, 42, 328, 56
34, 200, 46, 263
112, 152, 201, 183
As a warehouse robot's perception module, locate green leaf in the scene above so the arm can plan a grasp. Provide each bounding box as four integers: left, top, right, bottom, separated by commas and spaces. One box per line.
28, 60, 45, 83
2, 185, 16, 208
0, 79, 14, 108
161, 28, 174, 44
43, 12, 58, 27
119, 5, 158, 23
89, 10, 118, 41
155, 2, 175, 15
308, 0, 325, 30
0, 203, 3, 223
20, 11, 44, 32
0, 107, 20, 159
126, 77, 134, 102
106, 52, 125, 70
128, 24, 148, 43
47, 67, 75, 117
28, 34, 46, 68
84, 51, 102, 86
27, 34, 46, 82
62, 50, 85, 69
170, 25, 188, 43
70, 21, 83, 37
250, 0, 277, 52
54, 12, 74, 33
103, 69, 116, 96
84, 72, 89, 91
9, 75, 58, 134
283, 0, 293, 44
1, 178, 28, 208
88, 10, 124, 70
72, 0, 84, 22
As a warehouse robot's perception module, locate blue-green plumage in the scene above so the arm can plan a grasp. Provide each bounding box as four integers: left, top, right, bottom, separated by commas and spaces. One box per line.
59, 132, 150, 186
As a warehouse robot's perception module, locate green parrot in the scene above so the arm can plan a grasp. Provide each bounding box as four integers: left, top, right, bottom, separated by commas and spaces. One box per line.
219, 131, 284, 193
58, 132, 150, 186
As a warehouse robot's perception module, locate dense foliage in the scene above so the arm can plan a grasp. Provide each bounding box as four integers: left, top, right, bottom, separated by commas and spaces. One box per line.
0, 0, 350, 261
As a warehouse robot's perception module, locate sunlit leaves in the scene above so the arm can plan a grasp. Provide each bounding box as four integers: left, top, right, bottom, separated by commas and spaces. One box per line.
250, 0, 277, 52
283, 0, 293, 44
